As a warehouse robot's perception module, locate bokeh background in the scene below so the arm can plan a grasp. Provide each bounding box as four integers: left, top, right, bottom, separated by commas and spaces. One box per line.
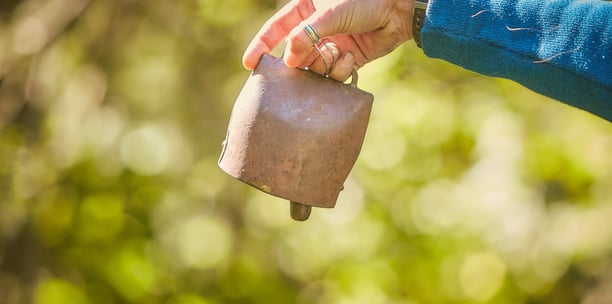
1, 0, 611, 303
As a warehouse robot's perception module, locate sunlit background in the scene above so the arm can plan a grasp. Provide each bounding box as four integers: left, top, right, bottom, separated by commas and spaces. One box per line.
1, 0, 611, 303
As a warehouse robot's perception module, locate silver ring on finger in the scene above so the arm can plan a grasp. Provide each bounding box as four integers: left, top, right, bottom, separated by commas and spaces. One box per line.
303, 24, 336, 77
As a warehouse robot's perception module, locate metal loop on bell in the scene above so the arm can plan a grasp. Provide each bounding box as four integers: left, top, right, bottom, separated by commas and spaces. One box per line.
349, 68, 358, 87
304, 24, 336, 77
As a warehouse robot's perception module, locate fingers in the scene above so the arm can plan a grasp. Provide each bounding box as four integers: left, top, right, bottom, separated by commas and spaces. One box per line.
307, 42, 338, 75
283, 0, 384, 69
243, 0, 399, 83
308, 51, 356, 82
304, 42, 355, 82
242, 0, 316, 70
283, 23, 318, 68
328, 52, 356, 82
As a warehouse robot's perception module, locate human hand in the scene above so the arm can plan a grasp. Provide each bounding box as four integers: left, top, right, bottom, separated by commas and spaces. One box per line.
242, 0, 415, 81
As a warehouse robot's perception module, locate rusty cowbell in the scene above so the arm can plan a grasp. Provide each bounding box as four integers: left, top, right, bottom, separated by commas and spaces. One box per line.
218, 54, 374, 221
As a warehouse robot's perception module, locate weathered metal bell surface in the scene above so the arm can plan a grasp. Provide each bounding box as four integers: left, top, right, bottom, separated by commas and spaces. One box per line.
218, 54, 374, 220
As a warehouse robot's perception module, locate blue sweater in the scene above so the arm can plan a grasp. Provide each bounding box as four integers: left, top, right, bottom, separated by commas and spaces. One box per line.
422, 0, 612, 121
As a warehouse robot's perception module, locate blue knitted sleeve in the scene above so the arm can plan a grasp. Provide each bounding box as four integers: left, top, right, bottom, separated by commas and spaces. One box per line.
421, 0, 612, 121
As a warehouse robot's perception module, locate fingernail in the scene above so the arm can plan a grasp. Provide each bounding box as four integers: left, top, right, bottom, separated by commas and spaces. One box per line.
337, 52, 355, 81
338, 52, 354, 73
342, 52, 354, 67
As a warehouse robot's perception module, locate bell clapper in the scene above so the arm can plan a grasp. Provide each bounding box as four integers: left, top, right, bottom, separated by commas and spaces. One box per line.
290, 201, 312, 221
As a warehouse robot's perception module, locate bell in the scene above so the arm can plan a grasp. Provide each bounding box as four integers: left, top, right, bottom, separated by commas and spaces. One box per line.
218, 54, 374, 221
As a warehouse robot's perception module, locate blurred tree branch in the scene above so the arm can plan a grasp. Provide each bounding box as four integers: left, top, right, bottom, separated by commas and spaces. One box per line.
0, 0, 89, 128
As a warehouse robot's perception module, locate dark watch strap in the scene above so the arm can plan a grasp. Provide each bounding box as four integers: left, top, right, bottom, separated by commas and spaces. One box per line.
412, 0, 429, 48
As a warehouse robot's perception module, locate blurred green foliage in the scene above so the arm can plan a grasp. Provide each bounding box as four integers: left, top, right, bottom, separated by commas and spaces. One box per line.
1, 0, 611, 303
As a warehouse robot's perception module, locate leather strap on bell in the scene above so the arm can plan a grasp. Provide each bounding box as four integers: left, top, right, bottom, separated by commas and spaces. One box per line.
412, 0, 429, 48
